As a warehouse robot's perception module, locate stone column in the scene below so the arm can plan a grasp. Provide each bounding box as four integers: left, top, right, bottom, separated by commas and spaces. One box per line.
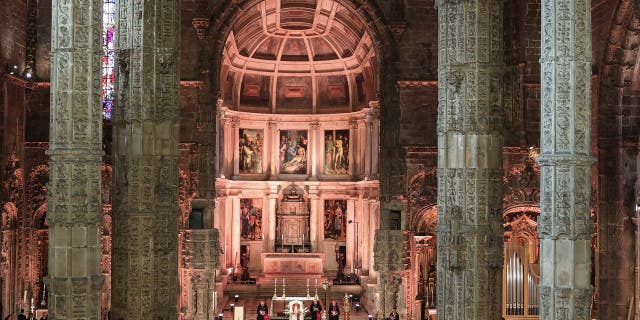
268, 189, 278, 251
216, 107, 227, 178
309, 121, 320, 179
47, 0, 104, 316
221, 115, 233, 179
363, 111, 372, 179
111, 0, 180, 317
349, 120, 357, 180
346, 199, 355, 272
309, 186, 320, 251
231, 197, 241, 270
368, 102, 380, 179
537, 0, 594, 319
269, 121, 279, 180
436, 0, 504, 319
231, 120, 240, 180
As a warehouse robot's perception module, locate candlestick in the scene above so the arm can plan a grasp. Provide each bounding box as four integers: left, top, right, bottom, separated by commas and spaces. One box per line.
273, 278, 278, 299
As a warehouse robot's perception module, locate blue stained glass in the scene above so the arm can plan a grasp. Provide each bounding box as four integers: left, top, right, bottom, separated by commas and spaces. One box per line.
102, 0, 116, 119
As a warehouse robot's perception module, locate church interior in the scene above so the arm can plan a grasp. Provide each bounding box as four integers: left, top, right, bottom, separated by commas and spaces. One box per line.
0, 0, 639, 319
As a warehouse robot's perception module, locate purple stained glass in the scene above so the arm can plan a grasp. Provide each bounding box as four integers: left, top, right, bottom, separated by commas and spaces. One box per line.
102, 0, 116, 119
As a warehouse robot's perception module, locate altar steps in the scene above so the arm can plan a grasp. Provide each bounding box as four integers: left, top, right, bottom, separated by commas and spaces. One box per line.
220, 295, 374, 320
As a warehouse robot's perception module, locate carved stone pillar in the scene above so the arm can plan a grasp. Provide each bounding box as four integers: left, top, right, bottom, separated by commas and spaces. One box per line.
537, 0, 594, 319
181, 229, 220, 320
111, 0, 180, 317
47, 0, 104, 317
373, 230, 403, 319
436, 0, 504, 319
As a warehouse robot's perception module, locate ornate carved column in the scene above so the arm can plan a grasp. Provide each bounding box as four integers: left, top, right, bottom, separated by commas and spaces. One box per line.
537, 0, 594, 319
373, 230, 403, 319
436, 0, 504, 319
268, 186, 278, 251
181, 227, 220, 320
111, 0, 180, 317
47, 0, 104, 316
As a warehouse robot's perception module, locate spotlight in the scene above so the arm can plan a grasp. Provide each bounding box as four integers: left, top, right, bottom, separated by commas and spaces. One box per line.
230, 303, 234, 309
234, 294, 239, 302
368, 315, 373, 319
217, 313, 224, 320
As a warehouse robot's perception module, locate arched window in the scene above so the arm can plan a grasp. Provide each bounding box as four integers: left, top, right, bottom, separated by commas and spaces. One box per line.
102, 0, 116, 119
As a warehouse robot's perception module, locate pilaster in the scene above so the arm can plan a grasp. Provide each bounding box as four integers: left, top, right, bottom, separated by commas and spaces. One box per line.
47, 0, 104, 317
436, 0, 505, 319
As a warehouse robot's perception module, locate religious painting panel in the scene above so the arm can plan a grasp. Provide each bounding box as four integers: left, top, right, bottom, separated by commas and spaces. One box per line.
324, 199, 347, 240
279, 130, 308, 174
323, 130, 349, 175
239, 128, 264, 174
240, 198, 263, 240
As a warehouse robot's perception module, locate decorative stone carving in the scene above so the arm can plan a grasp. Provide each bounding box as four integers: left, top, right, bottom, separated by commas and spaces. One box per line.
111, 0, 181, 318
436, 0, 505, 319
537, 0, 595, 318
47, 0, 104, 317
191, 17, 210, 40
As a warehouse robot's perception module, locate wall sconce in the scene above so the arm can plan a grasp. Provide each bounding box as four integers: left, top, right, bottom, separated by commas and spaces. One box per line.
234, 294, 239, 302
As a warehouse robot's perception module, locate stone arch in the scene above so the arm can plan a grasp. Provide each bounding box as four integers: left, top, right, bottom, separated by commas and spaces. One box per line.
413, 206, 437, 236
407, 169, 437, 228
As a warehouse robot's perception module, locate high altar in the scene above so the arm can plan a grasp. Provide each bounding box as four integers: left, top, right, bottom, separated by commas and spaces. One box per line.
213, 108, 380, 282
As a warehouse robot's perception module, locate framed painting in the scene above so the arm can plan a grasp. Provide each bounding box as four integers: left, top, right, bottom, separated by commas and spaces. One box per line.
324, 130, 349, 175
324, 199, 346, 240
240, 198, 263, 240
279, 130, 308, 174
239, 128, 264, 174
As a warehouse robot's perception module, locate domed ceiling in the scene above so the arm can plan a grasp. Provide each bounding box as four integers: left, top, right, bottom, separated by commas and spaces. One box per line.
221, 0, 377, 114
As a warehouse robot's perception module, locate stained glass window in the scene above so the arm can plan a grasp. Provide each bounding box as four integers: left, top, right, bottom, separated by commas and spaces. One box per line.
102, 0, 116, 120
